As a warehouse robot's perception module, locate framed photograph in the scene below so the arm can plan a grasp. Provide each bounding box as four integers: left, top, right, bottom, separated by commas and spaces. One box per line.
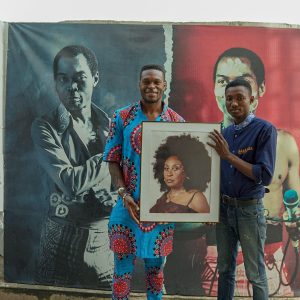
140, 122, 220, 222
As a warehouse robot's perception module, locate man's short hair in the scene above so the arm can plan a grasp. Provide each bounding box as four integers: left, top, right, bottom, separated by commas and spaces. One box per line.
139, 64, 166, 80
225, 78, 252, 95
53, 45, 98, 79
213, 47, 265, 86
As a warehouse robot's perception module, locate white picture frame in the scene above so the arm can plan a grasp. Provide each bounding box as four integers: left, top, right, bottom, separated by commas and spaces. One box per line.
140, 122, 220, 222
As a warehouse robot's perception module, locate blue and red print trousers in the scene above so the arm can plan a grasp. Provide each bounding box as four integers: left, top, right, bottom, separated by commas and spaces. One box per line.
112, 254, 165, 300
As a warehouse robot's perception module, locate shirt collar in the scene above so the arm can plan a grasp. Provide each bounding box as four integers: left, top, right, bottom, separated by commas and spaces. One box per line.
233, 112, 255, 131
138, 100, 167, 117
55, 102, 109, 135
160, 101, 169, 119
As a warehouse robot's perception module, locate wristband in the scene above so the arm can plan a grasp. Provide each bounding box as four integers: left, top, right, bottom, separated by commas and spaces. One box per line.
118, 186, 126, 196
122, 193, 128, 207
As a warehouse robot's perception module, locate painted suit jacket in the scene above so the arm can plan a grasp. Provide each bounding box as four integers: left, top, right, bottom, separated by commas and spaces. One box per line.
31, 102, 113, 226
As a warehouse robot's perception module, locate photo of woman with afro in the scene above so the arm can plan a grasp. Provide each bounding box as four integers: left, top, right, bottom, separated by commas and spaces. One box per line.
150, 134, 211, 213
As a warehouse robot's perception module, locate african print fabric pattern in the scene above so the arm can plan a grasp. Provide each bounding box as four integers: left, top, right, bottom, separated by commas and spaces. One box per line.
112, 273, 131, 300
104, 100, 184, 258
146, 266, 164, 296
122, 157, 137, 194
130, 124, 142, 155
153, 226, 174, 257
109, 224, 137, 260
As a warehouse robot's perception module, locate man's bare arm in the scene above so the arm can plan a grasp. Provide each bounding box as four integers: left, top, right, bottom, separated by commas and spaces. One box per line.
108, 162, 126, 190
282, 131, 300, 195
108, 162, 140, 223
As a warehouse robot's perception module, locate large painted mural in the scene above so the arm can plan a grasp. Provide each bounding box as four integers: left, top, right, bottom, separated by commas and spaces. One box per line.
4, 22, 300, 297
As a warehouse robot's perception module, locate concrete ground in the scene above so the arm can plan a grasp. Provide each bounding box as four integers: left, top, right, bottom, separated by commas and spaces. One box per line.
0, 256, 299, 300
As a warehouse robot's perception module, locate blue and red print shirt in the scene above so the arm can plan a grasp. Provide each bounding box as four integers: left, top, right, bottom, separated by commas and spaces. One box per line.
103, 101, 184, 258
221, 115, 277, 199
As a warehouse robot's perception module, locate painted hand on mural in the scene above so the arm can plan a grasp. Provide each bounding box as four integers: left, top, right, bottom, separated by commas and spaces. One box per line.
94, 189, 117, 205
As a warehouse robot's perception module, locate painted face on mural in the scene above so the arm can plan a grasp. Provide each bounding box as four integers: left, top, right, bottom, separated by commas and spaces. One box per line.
214, 56, 265, 120
139, 69, 166, 104
55, 54, 99, 112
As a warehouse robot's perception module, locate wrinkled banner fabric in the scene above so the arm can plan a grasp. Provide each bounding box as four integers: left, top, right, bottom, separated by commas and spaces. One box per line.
4, 22, 300, 297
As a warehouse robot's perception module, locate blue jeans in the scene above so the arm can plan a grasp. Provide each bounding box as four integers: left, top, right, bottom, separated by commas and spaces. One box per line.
216, 202, 268, 300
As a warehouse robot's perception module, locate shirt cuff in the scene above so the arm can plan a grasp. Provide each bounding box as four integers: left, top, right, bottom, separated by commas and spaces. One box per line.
103, 145, 122, 163
252, 164, 262, 184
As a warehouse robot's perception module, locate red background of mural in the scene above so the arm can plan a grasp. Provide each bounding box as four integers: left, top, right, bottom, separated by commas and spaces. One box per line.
170, 24, 300, 294
170, 25, 300, 148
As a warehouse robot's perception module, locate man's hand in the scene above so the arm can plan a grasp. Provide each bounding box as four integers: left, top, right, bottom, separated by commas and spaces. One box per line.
123, 194, 140, 224
207, 129, 230, 159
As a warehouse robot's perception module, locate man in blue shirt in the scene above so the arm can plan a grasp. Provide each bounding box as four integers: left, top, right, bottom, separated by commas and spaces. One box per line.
104, 64, 184, 299
208, 78, 277, 300
203, 47, 298, 297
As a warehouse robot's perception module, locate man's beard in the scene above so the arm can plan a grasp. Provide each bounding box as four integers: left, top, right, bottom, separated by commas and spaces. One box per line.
143, 97, 161, 104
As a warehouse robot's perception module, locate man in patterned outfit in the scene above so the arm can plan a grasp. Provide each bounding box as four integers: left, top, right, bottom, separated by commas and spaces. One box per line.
104, 64, 184, 299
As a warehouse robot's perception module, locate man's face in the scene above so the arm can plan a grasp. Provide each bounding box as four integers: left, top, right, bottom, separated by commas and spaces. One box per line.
214, 56, 265, 120
139, 69, 166, 104
55, 54, 99, 112
225, 85, 254, 124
